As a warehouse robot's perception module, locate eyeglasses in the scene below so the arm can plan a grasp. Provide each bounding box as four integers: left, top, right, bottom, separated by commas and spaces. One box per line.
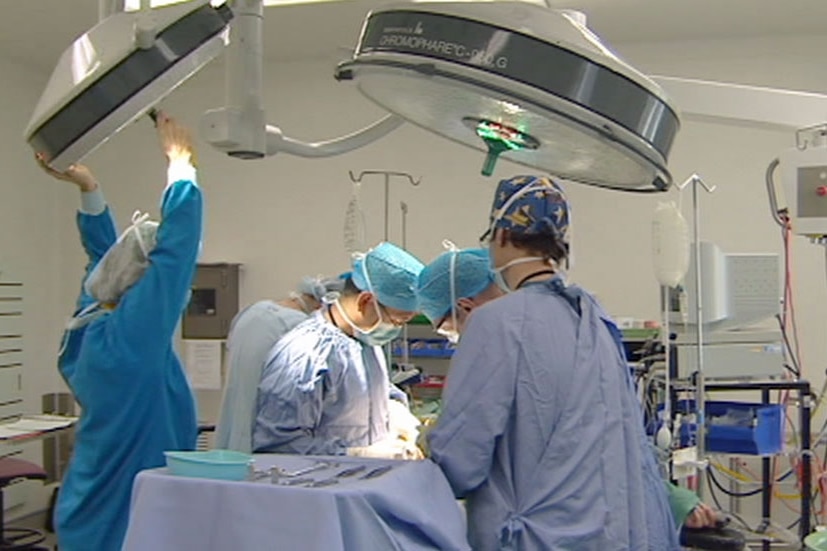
479, 228, 492, 246
377, 303, 410, 327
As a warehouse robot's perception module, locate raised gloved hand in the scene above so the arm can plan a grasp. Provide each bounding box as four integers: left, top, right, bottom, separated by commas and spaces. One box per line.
35, 154, 99, 192
347, 436, 423, 460
388, 399, 422, 444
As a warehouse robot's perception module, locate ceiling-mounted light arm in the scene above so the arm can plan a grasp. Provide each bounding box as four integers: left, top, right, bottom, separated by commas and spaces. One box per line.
200, 0, 404, 160
135, 0, 158, 49
264, 115, 404, 158
652, 75, 827, 130
98, 0, 125, 21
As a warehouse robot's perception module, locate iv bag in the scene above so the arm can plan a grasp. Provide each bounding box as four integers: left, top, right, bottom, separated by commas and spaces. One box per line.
652, 201, 689, 287
344, 181, 367, 254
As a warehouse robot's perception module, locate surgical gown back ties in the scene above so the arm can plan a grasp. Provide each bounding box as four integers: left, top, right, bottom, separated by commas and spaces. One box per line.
56, 179, 201, 551
427, 277, 680, 551
253, 310, 397, 455
215, 301, 310, 453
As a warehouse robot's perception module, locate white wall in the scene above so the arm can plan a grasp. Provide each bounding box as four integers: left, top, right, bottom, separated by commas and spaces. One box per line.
0, 55, 65, 518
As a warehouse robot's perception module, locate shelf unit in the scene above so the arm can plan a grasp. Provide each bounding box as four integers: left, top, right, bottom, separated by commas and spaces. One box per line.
0, 278, 27, 510
670, 380, 812, 549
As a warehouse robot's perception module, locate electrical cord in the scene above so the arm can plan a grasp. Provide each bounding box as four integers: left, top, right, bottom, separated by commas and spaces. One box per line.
707, 466, 763, 498
705, 469, 754, 531
775, 314, 801, 377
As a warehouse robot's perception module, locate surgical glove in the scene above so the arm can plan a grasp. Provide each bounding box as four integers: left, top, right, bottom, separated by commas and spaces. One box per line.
388, 399, 421, 444
347, 438, 420, 460
416, 419, 436, 457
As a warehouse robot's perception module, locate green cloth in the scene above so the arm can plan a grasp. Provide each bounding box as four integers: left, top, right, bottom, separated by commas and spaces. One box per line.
666, 482, 701, 526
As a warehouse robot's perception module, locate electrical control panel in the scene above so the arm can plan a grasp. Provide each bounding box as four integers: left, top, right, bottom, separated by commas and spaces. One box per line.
780, 141, 827, 237
181, 263, 241, 339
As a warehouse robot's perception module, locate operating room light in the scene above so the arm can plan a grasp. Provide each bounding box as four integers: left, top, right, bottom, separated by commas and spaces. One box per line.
25, 0, 234, 170
336, 1, 681, 191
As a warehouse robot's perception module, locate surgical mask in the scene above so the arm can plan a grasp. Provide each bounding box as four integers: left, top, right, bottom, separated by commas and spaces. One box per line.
491, 256, 552, 293
336, 257, 402, 346
335, 300, 402, 346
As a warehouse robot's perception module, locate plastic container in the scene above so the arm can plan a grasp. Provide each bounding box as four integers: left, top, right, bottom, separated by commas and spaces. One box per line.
805, 531, 827, 551
392, 338, 455, 358
164, 449, 253, 481
673, 400, 783, 456
411, 375, 445, 401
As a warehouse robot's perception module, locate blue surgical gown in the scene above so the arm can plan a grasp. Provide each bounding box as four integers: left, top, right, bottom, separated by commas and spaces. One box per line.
253, 310, 404, 455
428, 277, 680, 551
216, 301, 309, 452
56, 179, 200, 551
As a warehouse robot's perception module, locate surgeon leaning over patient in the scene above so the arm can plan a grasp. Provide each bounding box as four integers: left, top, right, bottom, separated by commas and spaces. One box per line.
422, 175, 681, 550
254, 242, 423, 458
416, 243, 722, 540
37, 112, 200, 551
216, 275, 345, 453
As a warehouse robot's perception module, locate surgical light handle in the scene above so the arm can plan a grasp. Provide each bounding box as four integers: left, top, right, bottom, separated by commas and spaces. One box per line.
265, 116, 404, 158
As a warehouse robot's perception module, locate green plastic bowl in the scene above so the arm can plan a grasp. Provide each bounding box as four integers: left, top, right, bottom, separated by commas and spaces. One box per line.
164, 449, 253, 481
805, 531, 827, 551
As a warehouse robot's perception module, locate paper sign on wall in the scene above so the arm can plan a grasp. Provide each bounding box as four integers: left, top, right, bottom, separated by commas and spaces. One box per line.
184, 339, 222, 390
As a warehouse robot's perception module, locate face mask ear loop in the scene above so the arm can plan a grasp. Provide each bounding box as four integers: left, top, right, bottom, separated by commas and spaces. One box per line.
351, 249, 384, 328
129, 211, 152, 259
441, 241, 460, 338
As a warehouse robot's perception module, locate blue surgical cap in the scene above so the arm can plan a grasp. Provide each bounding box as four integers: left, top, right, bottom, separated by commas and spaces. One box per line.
297, 276, 345, 301
487, 175, 571, 248
416, 248, 494, 324
351, 242, 424, 312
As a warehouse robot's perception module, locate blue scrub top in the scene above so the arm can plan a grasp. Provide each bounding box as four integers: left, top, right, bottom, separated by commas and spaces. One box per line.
427, 277, 680, 551
215, 301, 309, 453
56, 179, 201, 551
253, 310, 401, 455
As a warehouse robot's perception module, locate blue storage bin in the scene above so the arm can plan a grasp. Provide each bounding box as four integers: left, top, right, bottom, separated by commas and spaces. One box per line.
164, 449, 253, 481
392, 338, 455, 358
673, 400, 783, 456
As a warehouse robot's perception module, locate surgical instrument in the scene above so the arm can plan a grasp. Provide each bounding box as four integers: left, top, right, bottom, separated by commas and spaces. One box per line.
335, 465, 367, 478
270, 461, 338, 483
309, 479, 340, 488
360, 465, 394, 480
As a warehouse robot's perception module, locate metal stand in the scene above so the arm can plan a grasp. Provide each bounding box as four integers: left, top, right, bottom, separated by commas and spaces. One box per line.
347, 171, 421, 242
400, 201, 411, 366
347, 171, 421, 368
671, 380, 812, 547
676, 173, 716, 497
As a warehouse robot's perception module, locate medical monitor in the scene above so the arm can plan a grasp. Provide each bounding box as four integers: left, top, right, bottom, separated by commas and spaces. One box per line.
668, 242, 780, 331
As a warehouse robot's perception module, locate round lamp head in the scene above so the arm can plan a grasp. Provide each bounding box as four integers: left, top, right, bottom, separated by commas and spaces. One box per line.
336, 2, 681, 192
25, 1, 233, 171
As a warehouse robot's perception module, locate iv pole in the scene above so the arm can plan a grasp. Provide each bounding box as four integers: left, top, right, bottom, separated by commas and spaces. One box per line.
400, 201, 411, 367
348, 171, 421, 241
676, 173, 716, 498
347, 170, 421, 368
